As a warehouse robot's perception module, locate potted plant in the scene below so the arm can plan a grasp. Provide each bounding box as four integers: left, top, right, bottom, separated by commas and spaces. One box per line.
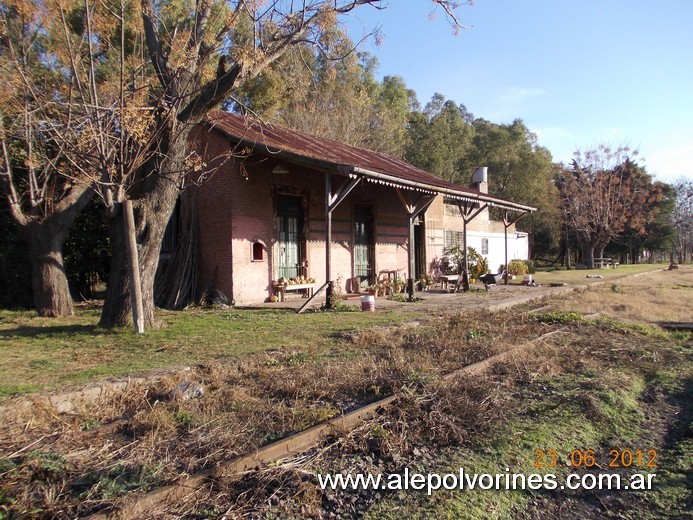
417, 273, 432, 291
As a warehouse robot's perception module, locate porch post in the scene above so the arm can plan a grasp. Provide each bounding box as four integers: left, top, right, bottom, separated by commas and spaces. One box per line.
501, 209, 530, 285
407, 215, 416, 300
325, 174, 334, 307
454, 201, 488, 293
323, 173, 362, 308
396, 191, 435, 302
504, 212, 509, 285
462, 216, 470, 292
123, 199, 145, 333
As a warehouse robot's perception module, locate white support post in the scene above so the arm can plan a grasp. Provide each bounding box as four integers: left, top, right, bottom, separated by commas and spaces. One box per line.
123, 199, 144, 333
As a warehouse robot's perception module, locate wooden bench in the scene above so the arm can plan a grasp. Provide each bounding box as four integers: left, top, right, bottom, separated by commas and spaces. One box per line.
378, 269, 403, 282
276, 283, 315, 302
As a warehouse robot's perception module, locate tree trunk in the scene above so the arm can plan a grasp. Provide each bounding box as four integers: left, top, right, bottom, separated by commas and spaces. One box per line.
99, 185, 180, 328
577, 237, 597, 268
25, 227, 74, 317
18, 188, 94, 317
564, 226, 571, 270
99, 127, 188, 329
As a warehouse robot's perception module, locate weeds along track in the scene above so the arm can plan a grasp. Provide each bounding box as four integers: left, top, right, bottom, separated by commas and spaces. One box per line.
0, 303, 581, 519
93, 329, 568, 519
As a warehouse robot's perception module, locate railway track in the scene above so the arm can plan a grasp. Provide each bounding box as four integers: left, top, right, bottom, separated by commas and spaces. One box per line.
91, 328, 566, 519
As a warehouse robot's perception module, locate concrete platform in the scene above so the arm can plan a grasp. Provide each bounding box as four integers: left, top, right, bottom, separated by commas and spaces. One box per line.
241, 282, 578, 314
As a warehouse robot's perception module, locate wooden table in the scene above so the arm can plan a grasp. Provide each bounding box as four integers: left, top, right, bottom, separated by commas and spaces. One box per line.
276, 283, 315, 302
438, 274, 460, 290
594, 258, 616, 269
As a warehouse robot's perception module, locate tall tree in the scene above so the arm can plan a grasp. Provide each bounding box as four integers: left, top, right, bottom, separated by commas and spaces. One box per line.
557, 145, 660, 268
405, 93, 474, 182
235, 41, 414, 158
610, 181, 672, 263
671, 178, 693, 263
0, 0, 95, 316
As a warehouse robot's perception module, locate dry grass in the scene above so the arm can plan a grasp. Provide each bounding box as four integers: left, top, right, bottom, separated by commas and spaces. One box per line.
550, 265, 693, 323
160, 314, 690, 519
0, 308, 549, 518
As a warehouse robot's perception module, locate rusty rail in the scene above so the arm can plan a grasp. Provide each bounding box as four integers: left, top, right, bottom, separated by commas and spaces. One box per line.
91, 329, 563, 519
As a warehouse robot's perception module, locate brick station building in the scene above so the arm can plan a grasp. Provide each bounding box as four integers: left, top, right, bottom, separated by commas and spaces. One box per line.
165, 111, 535, 307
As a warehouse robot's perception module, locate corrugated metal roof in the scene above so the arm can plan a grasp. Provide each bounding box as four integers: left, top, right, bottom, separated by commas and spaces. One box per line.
206, 110, 536, 213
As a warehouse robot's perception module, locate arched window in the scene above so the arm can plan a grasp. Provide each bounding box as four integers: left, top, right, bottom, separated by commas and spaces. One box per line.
251, 241, 264, 261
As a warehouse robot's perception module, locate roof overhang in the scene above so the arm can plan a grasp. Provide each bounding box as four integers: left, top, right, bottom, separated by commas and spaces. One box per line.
348, 166, 536, 213
205, 112, 536, 214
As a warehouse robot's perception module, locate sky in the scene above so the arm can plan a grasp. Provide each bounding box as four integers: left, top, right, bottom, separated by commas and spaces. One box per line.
344, 0, 693, 182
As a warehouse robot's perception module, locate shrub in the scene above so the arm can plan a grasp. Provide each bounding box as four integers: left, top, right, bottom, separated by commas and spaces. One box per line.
441, 246, 488, 279
507, 259, 529, 276
523, 260, 536, 274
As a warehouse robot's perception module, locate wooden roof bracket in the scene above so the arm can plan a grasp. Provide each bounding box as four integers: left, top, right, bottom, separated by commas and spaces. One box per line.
395, 188, 436, 218
327, 175, 361, 212
457, 200, 489, 224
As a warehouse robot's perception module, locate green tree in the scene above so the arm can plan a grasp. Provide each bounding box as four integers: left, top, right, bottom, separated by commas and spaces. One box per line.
671, 178, 693, 263
64, 198, 111, 299
460, 119, 560, 257
236, 41, 414, 158
609, 181, 673, 263
405, 93, 474, 182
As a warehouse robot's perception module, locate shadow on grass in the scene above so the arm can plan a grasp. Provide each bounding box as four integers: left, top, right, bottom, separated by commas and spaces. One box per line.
0, 324, 99, 338
662, 375, 693, 458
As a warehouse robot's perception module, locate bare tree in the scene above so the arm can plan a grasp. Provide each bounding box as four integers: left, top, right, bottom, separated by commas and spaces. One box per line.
558, 145, 659, 268
0, 2, 94, 316
671, 178, 693, 263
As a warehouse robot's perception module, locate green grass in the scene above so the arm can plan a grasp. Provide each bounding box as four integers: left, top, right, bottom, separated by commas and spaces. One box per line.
0, 307, 410, 397
367, 374, 649, 519
365, 322, 691, 519
0, 264, 671, 398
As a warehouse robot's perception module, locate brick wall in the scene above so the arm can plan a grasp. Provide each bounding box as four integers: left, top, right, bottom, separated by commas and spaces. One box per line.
195, 132, 415, 305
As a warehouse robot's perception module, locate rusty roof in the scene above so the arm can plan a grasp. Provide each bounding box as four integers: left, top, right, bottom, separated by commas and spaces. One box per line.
206, 111, 535, 212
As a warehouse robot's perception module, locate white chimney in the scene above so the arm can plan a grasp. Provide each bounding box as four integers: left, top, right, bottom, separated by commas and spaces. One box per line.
471, 167, 488, 194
